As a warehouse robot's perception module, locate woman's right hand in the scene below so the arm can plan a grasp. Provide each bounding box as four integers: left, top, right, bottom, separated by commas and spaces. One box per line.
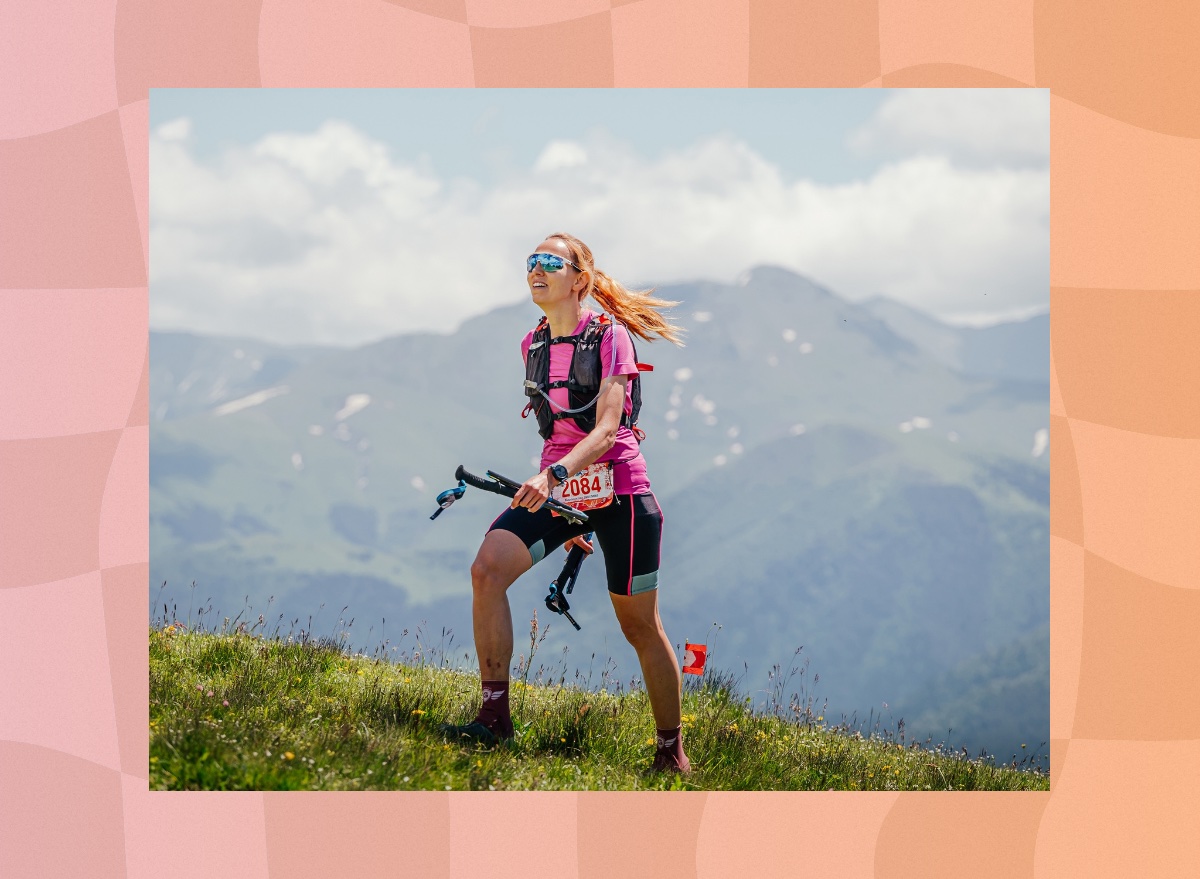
512, 470, 553, 513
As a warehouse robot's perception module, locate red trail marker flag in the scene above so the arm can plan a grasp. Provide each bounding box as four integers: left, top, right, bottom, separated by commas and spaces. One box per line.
682, 643, 707, 675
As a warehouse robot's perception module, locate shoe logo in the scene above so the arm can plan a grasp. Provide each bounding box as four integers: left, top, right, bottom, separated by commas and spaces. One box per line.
656, 735, 677, 749
482, 688, 506, 701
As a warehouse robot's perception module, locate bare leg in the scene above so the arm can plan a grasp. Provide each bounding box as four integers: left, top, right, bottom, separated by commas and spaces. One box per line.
470, 529, 534, 681
609, 590, 681, 730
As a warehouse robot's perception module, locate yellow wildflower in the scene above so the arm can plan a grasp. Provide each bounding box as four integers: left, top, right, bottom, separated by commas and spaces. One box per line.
284, 752, 295, 760
412, 709, 425, 716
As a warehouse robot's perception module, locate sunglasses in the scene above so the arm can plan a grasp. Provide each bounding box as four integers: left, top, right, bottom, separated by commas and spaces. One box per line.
527, 252, 583, 273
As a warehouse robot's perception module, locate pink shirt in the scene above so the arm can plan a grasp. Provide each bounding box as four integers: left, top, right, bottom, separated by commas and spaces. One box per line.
520, 310, 650, 494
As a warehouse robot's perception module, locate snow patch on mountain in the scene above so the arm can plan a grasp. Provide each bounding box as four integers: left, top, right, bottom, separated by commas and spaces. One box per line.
213, 385, 290, 416
336, 394, 371, 421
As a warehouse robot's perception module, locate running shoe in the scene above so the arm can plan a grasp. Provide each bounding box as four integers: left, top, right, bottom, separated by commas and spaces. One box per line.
651, 750, 692, 774
438, 720, 512, 745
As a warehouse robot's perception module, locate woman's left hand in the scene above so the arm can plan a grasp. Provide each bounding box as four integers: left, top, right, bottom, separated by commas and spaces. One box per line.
564, 534, 594, 554
512, 470, 553, 513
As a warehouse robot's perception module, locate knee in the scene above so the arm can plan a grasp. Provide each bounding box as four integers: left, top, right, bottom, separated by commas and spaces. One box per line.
471, 546, 516, 595
471, 554, 501, 593
617, 615, 660, 651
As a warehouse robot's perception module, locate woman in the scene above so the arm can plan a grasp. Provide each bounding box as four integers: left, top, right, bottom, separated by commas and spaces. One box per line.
442, 232, 690, 773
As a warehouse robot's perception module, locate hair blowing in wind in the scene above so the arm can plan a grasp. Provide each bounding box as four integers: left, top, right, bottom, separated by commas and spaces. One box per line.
546, 232, 685, 346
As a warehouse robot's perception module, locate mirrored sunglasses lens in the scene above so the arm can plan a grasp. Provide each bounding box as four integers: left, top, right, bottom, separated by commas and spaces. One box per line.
527, 253, 565, 272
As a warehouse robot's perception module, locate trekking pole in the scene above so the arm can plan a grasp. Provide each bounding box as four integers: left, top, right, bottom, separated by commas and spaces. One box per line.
544, 533, 591, 631
429, 465, 589, 526
429, 466, 592, 630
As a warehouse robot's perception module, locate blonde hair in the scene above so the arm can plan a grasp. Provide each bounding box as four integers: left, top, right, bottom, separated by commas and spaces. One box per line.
546, 232, 684, 346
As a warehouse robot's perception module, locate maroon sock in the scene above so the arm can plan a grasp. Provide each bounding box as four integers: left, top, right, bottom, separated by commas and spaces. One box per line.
654, 725, 690, 771
475, 680, 514, 737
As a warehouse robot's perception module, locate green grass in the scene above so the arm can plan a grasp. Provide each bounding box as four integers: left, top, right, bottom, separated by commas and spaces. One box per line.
149, 626, 1050, 791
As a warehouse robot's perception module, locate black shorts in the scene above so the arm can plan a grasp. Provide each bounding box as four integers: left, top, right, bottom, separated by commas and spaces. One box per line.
488, 493, 663, 595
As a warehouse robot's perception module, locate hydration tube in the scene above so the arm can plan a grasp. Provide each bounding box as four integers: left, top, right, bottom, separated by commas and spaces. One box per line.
525, 313, 624, 416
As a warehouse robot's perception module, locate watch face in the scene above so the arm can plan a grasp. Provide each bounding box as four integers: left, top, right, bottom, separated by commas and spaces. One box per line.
551, 465, 568, 480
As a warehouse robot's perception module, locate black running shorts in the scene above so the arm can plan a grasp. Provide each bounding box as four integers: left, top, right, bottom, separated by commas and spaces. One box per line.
488, 493, 663, 596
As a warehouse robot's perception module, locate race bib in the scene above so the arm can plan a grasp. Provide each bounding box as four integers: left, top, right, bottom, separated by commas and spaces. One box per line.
551, 462, 615, 512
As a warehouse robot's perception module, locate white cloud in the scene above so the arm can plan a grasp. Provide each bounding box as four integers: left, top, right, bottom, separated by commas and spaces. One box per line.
150, 118, 1047, 346
533, 140, 588, 172
1032, 428, 1048, 457
156, 117, 192, 142
848, 89, 1049, 166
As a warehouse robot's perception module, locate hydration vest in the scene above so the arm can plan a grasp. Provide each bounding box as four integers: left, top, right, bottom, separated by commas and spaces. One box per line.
522, 314, 650, 441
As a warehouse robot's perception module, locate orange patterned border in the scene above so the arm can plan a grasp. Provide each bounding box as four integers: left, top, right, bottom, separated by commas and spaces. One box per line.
2, 1, 1196, 876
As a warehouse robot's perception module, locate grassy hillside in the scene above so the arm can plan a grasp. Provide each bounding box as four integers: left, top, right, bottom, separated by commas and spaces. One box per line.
149, 624, 1049, 792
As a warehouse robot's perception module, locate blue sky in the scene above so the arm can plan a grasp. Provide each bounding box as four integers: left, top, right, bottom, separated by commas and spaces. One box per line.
151, 89, 892, 186
149, 89, 1049, 347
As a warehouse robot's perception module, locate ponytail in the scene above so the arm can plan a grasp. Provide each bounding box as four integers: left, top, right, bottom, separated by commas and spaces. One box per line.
546, 232, 685, 346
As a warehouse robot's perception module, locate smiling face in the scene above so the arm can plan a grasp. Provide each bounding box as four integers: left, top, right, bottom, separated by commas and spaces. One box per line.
528, 237, 588, 310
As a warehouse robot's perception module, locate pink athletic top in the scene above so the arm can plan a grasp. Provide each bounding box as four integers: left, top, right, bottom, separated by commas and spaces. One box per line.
520, 310, 651, 494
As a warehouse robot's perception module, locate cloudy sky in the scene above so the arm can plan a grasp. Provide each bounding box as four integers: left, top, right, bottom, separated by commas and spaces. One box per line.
149, 89, 1048, 348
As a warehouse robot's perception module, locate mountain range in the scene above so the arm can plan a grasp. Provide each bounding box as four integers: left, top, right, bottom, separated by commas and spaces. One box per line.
150, 266, 1049, 763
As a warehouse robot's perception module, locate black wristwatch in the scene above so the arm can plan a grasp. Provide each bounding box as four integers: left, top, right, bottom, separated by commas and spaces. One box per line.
548, 464, 569, 485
